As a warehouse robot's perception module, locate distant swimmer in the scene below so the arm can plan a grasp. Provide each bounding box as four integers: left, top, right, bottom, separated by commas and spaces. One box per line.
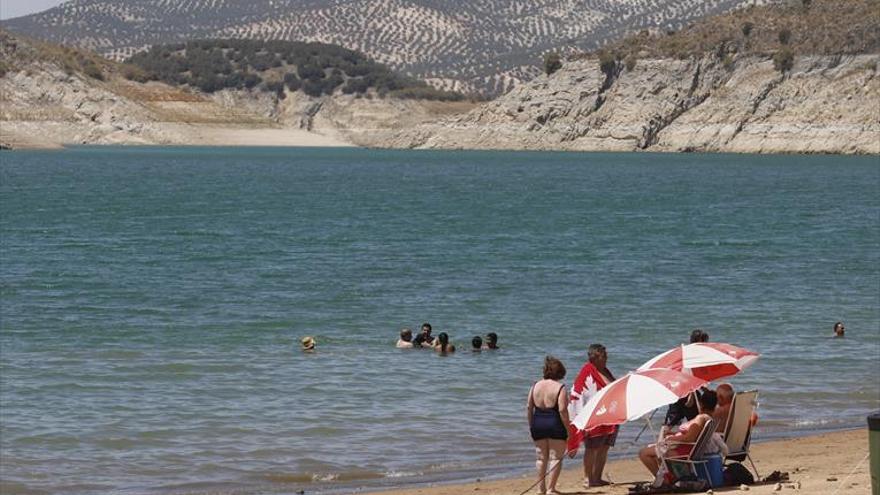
484, 332, 499, 349
301, 336, 316, 352
833, 321, 845, 338
471, 335, 483, 351
690, 328, 709, 343
397, 328, 414, 348
434, 332, 455, 353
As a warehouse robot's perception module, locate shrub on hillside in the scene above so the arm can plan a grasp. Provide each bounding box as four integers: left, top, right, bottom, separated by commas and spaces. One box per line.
81, 59, 104, 80
543, 52, 562, 75
389, 86, 465, 101
121, 64, 149, 82
283, 72, 301, 91
598, 50, 617, 75
264, 80, 285, 98
778, 28, 792, 45
773, 48, 795, 72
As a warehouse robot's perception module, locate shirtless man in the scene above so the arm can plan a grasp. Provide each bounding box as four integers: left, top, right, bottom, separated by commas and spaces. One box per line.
396, 328, 414, 348
412, 322, 435, 347
713, 383, 734, 432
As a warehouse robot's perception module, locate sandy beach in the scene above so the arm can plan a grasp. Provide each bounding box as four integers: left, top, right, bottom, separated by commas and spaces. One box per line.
369, 429, 871, 495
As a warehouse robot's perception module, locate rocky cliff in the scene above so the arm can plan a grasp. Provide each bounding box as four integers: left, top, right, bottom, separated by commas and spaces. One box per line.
0, 31, 472, 149
375, 52, 880, 154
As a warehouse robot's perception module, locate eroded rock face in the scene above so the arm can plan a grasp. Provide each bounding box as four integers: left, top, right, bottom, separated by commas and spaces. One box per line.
377, 54, 880, 155
0, 51, 466, 149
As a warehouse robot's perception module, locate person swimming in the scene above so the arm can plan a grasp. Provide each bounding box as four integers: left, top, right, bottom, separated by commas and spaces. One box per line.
397, 328, 414, 348
300, 336, 316, 352
471, 335, 483, 351
484, 332, 499, 349
412, 323, 435, 348
435, 332, 455, 353
833, 321, 845, 338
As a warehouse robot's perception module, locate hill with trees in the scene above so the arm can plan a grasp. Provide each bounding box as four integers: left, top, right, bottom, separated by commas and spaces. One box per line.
124, 39, 465, 101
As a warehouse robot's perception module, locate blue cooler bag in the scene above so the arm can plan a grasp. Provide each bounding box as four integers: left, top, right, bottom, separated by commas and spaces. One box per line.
697, 454, 724, 487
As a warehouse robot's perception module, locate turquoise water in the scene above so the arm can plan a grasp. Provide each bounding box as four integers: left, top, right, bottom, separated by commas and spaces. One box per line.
1, 147, 878, 494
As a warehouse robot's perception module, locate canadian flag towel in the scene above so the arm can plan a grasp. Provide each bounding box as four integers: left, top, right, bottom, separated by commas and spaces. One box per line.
567, 362, 617, 452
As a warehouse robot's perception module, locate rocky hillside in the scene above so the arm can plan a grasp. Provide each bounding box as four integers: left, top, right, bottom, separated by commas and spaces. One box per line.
0, 30, 474, 149
1, 0, 760, 96
374, 0, 880, 154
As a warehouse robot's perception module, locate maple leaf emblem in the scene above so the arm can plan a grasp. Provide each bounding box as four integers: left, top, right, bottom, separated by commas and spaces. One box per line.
584, 375, 599, 399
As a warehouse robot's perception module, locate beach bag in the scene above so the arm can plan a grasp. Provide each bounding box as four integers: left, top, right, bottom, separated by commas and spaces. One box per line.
723, 462, 754, 486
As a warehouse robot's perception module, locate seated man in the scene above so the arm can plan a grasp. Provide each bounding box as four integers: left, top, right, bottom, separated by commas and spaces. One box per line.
713, 383, 734, 432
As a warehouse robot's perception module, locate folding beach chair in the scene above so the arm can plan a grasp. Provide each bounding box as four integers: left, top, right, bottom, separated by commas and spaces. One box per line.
722, 390, 760, 480
656, 418, 717, 488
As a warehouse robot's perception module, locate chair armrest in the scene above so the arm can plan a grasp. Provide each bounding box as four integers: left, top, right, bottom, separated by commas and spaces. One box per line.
666, 459, 708, 466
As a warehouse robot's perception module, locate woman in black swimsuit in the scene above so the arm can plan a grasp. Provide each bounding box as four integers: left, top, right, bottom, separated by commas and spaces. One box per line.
527, 356, 572, 495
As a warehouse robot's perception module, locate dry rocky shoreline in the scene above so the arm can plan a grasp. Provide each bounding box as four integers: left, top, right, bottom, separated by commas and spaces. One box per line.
373, 53, 880, 155
1, 35, 877, 154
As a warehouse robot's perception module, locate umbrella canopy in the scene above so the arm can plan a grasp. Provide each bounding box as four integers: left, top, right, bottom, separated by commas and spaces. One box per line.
572, 368, 707, 431
637, 343, 760, 382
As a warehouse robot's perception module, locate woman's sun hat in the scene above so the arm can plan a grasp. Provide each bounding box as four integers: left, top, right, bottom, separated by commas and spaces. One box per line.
300, 336, 316, 351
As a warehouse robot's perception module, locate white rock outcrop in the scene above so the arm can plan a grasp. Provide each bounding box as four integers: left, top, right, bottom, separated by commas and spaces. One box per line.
377, 53, 880, 154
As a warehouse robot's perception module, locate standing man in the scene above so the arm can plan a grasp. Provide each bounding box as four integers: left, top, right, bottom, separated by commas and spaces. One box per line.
568, 344, 617, 488
663, 329, 709, 427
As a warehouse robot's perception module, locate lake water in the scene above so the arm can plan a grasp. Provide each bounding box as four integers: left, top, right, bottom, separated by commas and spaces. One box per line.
1, 147, 878, 495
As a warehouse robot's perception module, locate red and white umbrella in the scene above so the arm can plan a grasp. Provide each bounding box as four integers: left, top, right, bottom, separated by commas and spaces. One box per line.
637, 343, 760, 382
572, 368, 707, 431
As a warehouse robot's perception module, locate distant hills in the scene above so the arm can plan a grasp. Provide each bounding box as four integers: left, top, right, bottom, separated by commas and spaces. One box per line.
1, 0, 758, 96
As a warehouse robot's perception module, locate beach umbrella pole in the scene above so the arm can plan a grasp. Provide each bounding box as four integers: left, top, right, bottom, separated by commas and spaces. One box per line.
630, 409, 657, 445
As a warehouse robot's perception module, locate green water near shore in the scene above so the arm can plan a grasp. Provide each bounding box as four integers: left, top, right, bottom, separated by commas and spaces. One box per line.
1, 147, 878, 494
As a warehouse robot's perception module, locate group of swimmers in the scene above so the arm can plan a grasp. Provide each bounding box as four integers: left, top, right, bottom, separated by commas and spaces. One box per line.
395, 322, 499, 353
299, 322, 499, 353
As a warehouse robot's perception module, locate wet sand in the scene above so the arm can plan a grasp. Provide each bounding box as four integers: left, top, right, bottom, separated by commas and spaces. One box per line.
369, 429, 871, 495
